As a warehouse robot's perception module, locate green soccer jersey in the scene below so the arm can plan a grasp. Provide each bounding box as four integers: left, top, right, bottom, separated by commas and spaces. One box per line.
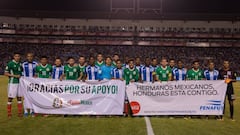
64, 65, 79, 80
36, 64, 52, 78
95, 61, 105, 67
124, 68, 139, 85
187, 69, 203, 80
156, 66, 172, 81
78, 64, 86, 74
5, 60, 22, 84
111, 62, 117, 67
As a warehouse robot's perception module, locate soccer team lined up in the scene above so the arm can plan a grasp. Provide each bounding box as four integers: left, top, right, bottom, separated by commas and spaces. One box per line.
4, 52, 236, 120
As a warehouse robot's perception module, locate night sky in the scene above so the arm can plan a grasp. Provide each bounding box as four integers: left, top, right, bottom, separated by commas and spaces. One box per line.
0, 0, 239, 13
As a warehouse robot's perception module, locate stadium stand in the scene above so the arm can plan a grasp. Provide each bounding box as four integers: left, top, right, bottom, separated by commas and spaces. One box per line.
0, 18, 240, 75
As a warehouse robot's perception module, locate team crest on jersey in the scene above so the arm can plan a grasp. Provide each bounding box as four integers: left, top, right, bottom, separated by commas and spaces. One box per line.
46, 68, 50, 71
166, 70, 169, 74
73, 68, 77, 72
198, 73, 201, 76
133, 71, 136, 75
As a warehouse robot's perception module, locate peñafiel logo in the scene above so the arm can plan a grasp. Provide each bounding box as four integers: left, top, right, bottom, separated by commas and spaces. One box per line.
200, 100, 224, 111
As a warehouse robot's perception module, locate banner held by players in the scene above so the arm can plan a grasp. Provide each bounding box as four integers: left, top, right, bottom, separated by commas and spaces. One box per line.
20, 77, 125, 115
126, 80, 227, 116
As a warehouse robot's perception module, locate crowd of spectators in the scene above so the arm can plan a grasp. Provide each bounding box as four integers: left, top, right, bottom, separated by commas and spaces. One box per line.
0, 43, 239, 75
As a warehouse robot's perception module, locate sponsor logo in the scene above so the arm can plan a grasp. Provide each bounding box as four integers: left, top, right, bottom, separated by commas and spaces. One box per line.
200, 100, 223, 111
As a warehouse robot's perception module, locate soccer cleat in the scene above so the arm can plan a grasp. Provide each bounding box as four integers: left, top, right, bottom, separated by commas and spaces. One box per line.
31, 112, 35, 117
231, 119, 236, 122
18, 113, 23, 117
24, 112, 29, 117
8, 114, 12, 119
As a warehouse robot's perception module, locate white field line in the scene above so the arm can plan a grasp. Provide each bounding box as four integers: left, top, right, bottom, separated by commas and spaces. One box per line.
144, 117, 155, 135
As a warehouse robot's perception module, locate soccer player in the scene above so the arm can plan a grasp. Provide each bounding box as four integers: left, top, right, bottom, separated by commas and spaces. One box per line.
169, 59, 176, 70
60, 57, 80, 81
52, 57, 64, 79
35, 56, 52, 78
78, 56, 86, 81
123, 56, 130, 69
219, 60, 237, 121
187, 60, 204, 80
98, 56, 114, 80
156, 58, 172, 82
204, 61, 219, 80
95, 53, 105, 67
111, 59, 124, 80
123, 59, 139, 85
123, 59, 139, 116
22, 53, 38, 117
139, 57, 155, 83
172, 60, 187, 81
22, 53, 38, 77
85, 56, 99, 80
112, 54, 120, 67
203, 61, 219, 120
151, 58, 159, 70
4, 52, 23, 118
135, 57, 142, 72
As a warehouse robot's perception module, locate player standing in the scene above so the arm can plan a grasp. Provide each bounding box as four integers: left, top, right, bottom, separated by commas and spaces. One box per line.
52, 57, 64, 79
85, 56, 99, 80
123, 59, 139, 85
187, 60, 204, 80
112, 54, 120, 67
219, 60, 237, 121
4, 52, 23, 118
98, 57, 114, 80
135, 57, 142, 72
35, 56, 52, 78
156, 58, 172, 82
169, 59, 176, 70
60, 57, 80, 81
111, 59, 124, 80
78, 56, 86, 81
22, 53, 38, 117
172, 60, 187, 81
95, 53, 105, 67
139, 57, 155, 83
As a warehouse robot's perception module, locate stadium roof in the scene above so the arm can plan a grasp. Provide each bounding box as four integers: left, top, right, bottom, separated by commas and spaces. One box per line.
0, 0, 239, 20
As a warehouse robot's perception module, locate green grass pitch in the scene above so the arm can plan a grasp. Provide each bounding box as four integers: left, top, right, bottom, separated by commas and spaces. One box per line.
0, 76, 240, 135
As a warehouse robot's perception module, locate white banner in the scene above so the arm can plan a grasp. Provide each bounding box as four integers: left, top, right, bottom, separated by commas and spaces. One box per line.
126, 80, 227, 116
20, 77, 125, 115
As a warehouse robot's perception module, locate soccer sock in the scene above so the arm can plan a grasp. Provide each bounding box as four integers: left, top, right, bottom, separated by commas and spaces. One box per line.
7, 102, 12, 116
24, 109, 28, 114
124, 101, 128, 115
230, 104, 234, 119
17, 101, 23, 115
30, 109, 33, 114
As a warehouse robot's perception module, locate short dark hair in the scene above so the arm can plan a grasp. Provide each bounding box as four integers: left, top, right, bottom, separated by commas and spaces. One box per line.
55, 57, 62, 61
41, 56, 48, 59
105, 56, 112, 60
177, 60, 183, 63
13, 52, 21, 55
128, 59, 134, 63
67, 57, 74, 61
192, 60, 199, 65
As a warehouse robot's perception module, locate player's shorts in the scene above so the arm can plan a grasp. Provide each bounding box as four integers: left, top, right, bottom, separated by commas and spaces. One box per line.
226, 86, 234, 101
227, 93, 235, 101
8, 83, 23, 98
